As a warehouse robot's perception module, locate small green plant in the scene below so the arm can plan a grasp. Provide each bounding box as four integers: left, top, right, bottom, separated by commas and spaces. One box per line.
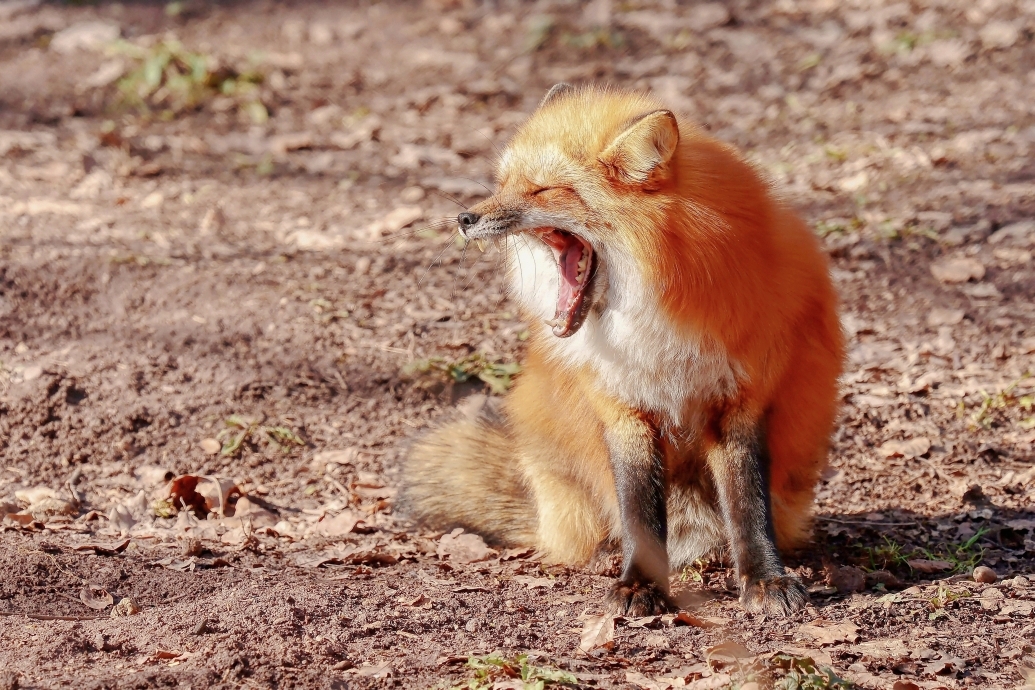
928, 583, 970, 610
112, 39, 267, 120
864, 536, 910, 571
768, 654, 854, 690
814, 220, 846, 237
864, 528, 988, 576
967, 374, 1032, 429
451, 654, 576, 690
725, 655, 856, 690
405, 353, 520, 395
219, 415, 306, 457
925, 527, 988, 574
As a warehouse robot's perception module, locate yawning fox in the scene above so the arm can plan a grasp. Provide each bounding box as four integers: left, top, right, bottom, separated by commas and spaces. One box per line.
403, 84, 844, 616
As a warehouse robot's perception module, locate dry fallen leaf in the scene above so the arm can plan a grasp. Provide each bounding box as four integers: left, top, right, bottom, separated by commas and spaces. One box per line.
930, 257, 985, 283
926, 308, 965, 327
879, 437, 931, 459
892, 681, 921, 690
153, 649, 182, 660
230, 496, 279, 527
825, 564, 867, 593
704, 640, 755, 663
166, 475, 241, 517
798, 620, 860, 646
314, 509, 361, 537
685, 675, 732, 690
626, 670, 677, 690
311, 448, 359, 468
80, 585, 114, 610
436, 528, 495, 563
166, 475, 209, 515
669, 611, 720, 628
75, 538, 131, 556
579, 614, 616, 654
28, 498, 78, 520
512, 575, 555, 589
778, 645, 834, 667
907, 558, 954, 573
14, 486, 57, 504
627, 615, 661, 628
500, 546, 535, 561
350, 662, 393, 678
197, 477, 241, 516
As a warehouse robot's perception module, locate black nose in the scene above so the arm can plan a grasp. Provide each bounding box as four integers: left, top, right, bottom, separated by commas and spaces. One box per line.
458, 212, 480, 229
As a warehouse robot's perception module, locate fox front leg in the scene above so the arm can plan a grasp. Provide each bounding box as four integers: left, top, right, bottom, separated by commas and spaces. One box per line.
602, 413, 673, 616
707, 414, 808, 615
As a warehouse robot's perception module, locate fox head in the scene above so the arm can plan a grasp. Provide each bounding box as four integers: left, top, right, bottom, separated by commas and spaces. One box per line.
457, 85, 690, 339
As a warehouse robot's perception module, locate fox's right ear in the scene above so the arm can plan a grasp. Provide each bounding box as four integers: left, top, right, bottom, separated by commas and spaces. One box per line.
599, 110, 679, 186
539, 83, 575, 108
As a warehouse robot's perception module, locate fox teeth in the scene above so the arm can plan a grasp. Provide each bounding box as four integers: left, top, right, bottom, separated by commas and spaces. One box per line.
475, 239, 487, 252
544, 318, 563, 327
577, 257, 587, 272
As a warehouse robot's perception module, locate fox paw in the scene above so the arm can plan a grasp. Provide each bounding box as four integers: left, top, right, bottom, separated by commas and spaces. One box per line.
605, 580, 673, 617
740, 574, 809, 616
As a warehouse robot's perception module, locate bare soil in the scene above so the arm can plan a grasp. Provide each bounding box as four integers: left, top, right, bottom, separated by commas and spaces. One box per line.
1, 1, 1034, 688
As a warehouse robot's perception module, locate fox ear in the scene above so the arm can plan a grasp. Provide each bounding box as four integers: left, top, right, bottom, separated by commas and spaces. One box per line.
539, 83, 575, 108
599, 110, 679, 185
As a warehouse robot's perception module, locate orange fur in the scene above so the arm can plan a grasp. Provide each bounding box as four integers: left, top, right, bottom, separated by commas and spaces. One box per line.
403, 86, 844, 582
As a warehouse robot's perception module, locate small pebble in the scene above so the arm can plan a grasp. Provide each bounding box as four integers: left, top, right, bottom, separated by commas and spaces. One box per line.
973, 565, 998, 584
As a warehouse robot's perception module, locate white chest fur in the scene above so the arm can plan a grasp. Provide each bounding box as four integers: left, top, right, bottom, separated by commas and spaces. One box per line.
509, 239, 740, 425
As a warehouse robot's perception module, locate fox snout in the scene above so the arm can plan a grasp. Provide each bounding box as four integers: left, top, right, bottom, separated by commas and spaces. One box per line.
455, 203, 521, 240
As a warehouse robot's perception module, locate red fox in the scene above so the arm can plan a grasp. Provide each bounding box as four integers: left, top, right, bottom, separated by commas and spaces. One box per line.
403, 84, 844, 616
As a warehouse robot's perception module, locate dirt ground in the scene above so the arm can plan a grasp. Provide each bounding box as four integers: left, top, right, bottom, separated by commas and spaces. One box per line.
1, 0, 1034, 688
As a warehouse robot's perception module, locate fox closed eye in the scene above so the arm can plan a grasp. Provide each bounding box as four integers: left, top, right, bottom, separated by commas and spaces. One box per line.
531, 186, 574, 199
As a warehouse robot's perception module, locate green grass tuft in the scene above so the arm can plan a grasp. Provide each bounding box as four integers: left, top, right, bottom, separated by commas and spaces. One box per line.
405, 353, 520, 395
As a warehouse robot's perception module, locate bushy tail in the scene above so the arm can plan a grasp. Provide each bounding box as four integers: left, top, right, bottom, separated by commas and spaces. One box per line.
400, 396, 538, 547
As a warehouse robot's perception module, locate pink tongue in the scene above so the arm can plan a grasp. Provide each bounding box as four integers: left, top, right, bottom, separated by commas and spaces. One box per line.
556, 242, 582, 317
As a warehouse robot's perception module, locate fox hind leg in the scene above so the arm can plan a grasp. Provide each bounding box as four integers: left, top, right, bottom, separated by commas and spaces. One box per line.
526, 461, 606, 566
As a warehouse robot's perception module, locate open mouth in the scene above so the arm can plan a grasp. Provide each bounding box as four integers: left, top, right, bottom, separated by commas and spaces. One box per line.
532, 228, 595, 338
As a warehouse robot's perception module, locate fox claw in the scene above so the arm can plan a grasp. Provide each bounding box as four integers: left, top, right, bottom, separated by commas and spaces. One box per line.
605, 579, 673, 617
740, 574, 809, 616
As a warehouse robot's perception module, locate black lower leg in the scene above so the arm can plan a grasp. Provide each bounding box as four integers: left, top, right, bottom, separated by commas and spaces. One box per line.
708, 419, 807, 615
603, 415, 672, 616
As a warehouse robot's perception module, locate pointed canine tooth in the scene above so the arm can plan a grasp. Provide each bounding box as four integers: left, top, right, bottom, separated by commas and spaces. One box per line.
577, 258, 587, 271
475, 239, 487, 252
